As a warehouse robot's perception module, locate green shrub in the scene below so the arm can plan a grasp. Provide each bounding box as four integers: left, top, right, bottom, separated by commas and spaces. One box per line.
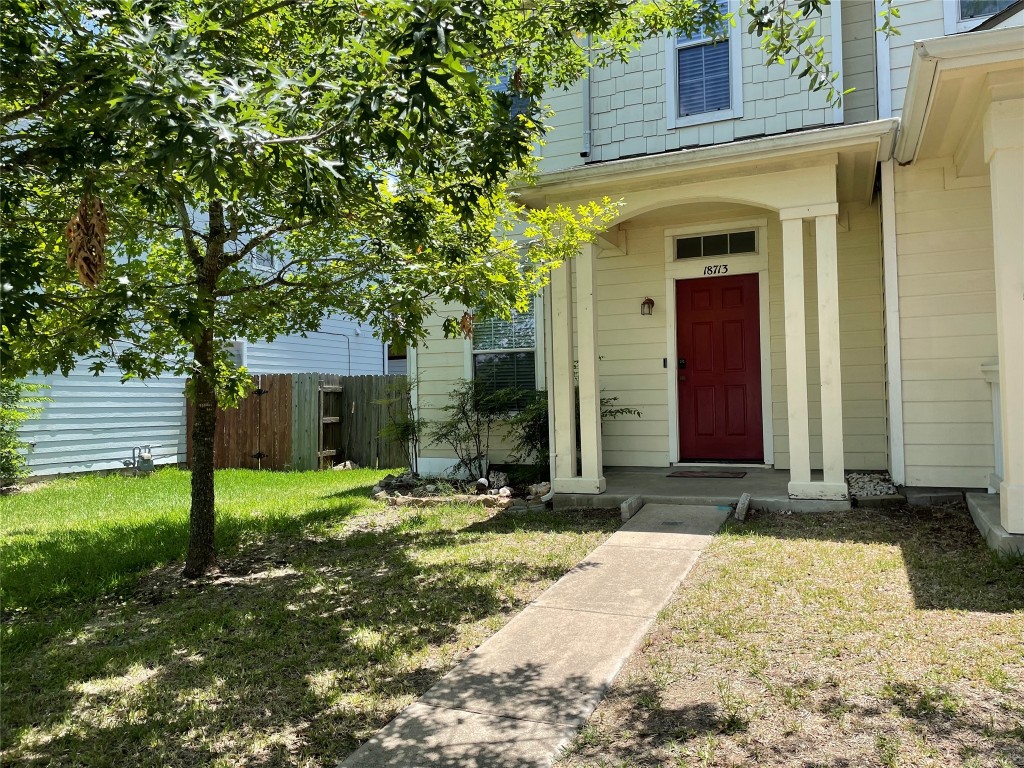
0, 379, 48, 486
504, 388, 640, 472
427, 379, 517, 479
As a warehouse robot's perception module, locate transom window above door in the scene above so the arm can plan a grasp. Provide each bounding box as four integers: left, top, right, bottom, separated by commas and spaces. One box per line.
665, 1, 743, 129
676, 230, 757, 260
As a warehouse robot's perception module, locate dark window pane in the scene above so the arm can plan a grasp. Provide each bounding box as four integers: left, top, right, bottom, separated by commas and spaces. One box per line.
729, 230, 756, 254
473, 298, 536, 351
677, 237, 703, 260
960, 0, 1014, 19
703, 233, 729, 257
474, 352, 536, 399
678, 40, 730, 116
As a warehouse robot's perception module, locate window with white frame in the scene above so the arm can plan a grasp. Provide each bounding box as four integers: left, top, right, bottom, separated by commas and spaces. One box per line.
666, 1, 743, 129
945, 0, 1017, 33
472, 298, 537, 395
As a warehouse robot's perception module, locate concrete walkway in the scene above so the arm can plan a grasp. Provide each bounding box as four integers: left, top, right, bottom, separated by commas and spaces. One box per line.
342, 503, 731, 767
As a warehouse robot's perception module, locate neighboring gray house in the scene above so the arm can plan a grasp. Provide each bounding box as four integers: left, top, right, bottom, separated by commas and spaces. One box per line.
22, 314, 392, 476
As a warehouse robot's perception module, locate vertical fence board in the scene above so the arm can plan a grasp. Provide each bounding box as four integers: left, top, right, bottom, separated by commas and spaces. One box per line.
187, 372, 409, 472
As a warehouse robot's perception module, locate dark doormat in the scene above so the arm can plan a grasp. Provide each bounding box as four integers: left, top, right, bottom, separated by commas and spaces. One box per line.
668, 470, 747, 479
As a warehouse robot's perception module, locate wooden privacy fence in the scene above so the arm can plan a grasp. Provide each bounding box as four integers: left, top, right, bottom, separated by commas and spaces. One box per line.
187, 373, 408, 471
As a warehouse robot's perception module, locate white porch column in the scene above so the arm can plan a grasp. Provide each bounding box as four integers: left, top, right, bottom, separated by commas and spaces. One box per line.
549, 260, 578, 489
984, 97, 1024, 533
780, 205, 849, 501
815, 213, 847, 489
574, 242, 605, 493
780, 215, 813, 490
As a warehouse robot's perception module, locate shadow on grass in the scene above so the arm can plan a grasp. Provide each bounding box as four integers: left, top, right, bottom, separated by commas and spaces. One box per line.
563, 673, 1024, 768
725, 503, 1024, 613
1, 484, 380, 614
1, 498, 616, 766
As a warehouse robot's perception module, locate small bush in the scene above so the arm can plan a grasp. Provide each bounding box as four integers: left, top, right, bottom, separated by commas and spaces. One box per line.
427, 379, 517, 479
0, 379, 48, 486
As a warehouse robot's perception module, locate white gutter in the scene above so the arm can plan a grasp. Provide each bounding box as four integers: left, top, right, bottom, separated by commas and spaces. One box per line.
880, 160, 905, 486
520, 118, 899, 200
895, 27, 1024, 163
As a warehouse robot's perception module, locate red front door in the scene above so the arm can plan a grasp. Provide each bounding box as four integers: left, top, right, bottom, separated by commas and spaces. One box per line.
676, 274, 763, 462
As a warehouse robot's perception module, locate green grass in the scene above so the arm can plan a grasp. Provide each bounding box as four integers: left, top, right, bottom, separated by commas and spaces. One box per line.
557, 505, 1024, 768
1, 468, 620, 766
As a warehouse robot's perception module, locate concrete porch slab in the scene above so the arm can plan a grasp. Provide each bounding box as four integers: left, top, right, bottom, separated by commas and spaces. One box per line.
553, 466, 852, 512
967, 492, 1024, 556
418, 605, 652, 726
609, 503, 731, 551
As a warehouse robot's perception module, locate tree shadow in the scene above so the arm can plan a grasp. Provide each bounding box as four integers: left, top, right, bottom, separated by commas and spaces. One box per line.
1, 498, 615, 766
726, 503, 1024, 612
561, 672, 1024, 768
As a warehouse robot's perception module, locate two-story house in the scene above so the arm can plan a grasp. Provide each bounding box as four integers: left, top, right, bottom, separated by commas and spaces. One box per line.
410, 0, 1024, 552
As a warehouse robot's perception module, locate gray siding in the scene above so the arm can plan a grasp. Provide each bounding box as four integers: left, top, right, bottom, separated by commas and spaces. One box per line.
842, 0, 878, 124
539, 2, 858, 172
21, 314, 385, 476
244, 315, 384, 375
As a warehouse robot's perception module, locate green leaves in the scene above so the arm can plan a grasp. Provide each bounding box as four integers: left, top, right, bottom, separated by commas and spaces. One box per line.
2, 0, 844, 405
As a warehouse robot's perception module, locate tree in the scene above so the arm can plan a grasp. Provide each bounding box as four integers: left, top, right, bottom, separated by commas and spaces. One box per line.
1, 0, 884, 577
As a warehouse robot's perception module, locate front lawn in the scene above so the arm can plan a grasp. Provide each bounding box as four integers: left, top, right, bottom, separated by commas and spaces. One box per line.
557, 504, 1024, 768
0, 468, 619, 767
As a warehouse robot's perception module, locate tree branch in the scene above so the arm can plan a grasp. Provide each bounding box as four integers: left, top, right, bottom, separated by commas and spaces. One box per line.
172, 197, 204, 268
1, 81, 78, 125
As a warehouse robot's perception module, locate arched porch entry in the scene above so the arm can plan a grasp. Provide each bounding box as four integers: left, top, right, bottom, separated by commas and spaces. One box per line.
546, 159, 850, 502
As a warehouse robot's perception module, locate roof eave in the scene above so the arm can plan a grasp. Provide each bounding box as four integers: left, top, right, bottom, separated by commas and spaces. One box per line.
518, 119, 899, 204
895, 26, 1024, 164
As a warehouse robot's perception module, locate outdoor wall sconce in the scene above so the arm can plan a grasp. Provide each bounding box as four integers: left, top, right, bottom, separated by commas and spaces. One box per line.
640, 297, 655, 316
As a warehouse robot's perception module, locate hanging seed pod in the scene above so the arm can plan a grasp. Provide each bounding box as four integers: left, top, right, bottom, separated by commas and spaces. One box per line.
459, 310, 474, 339
65, 194, 108, 288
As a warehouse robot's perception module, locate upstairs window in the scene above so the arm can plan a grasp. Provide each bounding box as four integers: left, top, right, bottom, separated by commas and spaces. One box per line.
945, 0, 1017, 32
666, 2, 743, 129
472, 299, 538, 396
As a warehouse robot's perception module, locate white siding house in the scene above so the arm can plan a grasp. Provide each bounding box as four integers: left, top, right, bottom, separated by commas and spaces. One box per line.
22, 314, 386, 476
413, 1, 1024, 551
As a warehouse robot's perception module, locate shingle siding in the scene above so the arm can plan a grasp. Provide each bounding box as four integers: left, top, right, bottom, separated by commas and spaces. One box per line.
538, 2, 873, 173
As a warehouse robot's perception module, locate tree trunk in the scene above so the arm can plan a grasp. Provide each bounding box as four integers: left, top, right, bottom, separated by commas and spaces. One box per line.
183, 330, 219, 577
182, 199, 227, 578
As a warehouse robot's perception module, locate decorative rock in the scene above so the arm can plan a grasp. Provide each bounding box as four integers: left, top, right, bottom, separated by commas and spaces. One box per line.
498, 486, 513, 498
488, 471, 509, 489
620, 495, 643, 521
528, 482, 552, 498
334, 460, 359, 470
373, 491, 390, 501
425, 484, 437, 493
475, 478, 490, 494
847, 471, 898, 498
735, 492, 752, 522
371, 485, 382, 494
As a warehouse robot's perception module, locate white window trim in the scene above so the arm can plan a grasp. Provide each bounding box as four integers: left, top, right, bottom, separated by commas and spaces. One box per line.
663, 218, 772, 466
463, 293, 545, 390
944, 0, 1013, 34
665, 1, 744, 130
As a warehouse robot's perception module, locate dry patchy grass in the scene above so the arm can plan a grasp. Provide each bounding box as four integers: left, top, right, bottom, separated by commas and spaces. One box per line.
557, 504, 1024, 768
1, 468, 620, 767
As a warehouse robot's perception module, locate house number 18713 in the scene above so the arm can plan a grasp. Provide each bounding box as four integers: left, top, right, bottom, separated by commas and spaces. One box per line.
703, 264, 729, 275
